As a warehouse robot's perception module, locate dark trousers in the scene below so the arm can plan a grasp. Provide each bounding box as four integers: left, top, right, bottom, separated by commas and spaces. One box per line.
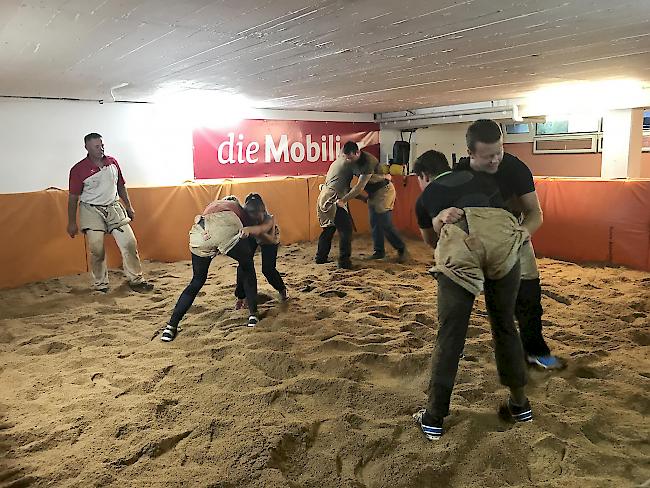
235, 239, 285, 298
516, 278, 551, 356
169, 239, 257, 325
427, 263, 528, 419
316, 206, 353, 265
369, 208, 405, 255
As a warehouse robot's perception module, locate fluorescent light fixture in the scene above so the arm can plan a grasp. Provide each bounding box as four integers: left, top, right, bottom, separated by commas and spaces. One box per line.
522, 79, 649, 118
153, 86, 254, 129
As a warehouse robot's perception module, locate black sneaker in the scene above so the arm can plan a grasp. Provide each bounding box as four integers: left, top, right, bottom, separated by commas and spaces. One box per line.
413, 409, 443, 440
337, 260, 353, 270
279, 288, 289, 302
247, 315, 259, 327
397, 248, 409, 263
365, 252, 385, 260
315, 257, 328, 264
129, 281, 154, 292
498, 398, 533, 423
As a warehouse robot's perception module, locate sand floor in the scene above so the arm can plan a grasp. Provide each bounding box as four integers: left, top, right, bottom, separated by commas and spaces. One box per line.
1, 237, 649, 488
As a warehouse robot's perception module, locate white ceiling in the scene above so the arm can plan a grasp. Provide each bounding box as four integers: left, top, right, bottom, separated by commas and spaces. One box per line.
1, 0, 649, 112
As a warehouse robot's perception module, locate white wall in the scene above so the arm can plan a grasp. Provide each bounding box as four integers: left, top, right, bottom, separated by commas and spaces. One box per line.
0, 99, 191, 193
411, 122, 471, 165
0, 98, 374, 194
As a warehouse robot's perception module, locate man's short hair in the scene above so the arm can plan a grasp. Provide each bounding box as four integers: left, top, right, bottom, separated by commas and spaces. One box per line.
465, 119, 502, 152
343, 141, 359, 155
412, 150, 450, 178
84, 132, 102, 144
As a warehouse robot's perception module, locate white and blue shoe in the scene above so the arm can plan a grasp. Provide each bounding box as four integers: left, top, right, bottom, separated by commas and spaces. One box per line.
413, 409, 443, 440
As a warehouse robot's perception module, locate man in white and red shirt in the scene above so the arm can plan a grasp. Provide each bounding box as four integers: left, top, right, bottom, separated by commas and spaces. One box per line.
67, 133, 152, 292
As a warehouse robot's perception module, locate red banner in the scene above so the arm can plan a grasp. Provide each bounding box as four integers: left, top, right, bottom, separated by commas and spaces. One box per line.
192, 120, 380, 179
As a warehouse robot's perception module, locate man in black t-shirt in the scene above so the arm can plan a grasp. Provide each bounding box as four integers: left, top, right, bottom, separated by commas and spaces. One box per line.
440, 119, 564, 371
412, 150, 532, 441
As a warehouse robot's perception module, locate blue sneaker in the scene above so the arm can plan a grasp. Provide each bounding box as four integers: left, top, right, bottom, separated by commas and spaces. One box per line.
526, 354, 566, 370
413, 409, 443, 440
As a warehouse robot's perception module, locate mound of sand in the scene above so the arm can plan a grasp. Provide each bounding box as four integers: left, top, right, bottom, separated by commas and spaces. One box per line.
0, 237, 648, 487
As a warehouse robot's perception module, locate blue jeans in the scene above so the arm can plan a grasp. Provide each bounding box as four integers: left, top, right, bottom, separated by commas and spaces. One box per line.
369, 208, 405, 255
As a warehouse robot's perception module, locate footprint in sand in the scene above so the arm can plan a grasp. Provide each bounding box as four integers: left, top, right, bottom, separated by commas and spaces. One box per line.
367, 311, 400, 320
392, 283, 425, 291
574, 365, 603, 379
0, 467, 38, 487
155, 399, 180, 418
39, 341, 73, 354
315, 308, 335, 320
267, 422, 321, 483
115, 365, 174, 398
541, 289, 572, 305
628, 329, 650, 346
148, 295, 167, 303
18, 334, 56, 346
112, 430, 193, 467
411, 312, 436, 326
528, 435, 566, 481
319, 290, 347, 298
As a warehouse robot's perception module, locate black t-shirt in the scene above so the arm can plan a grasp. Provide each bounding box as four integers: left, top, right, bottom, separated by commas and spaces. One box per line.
415, 171, 505, 229
455, 152, 535, 202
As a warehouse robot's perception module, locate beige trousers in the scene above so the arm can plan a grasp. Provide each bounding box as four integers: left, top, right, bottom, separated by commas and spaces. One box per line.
85, 226, 144, 289
317, 185, 340, 228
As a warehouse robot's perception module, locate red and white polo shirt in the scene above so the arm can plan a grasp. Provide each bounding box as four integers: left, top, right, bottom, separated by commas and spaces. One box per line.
69, 155, 125, 206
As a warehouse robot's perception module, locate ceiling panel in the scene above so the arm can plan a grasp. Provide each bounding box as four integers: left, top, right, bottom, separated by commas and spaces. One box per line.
0, 0, 648, 112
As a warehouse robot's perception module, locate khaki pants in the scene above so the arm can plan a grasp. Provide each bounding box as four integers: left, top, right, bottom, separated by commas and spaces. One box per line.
85, 226, 144, 289
79, 201, 131, 233
317, 185, 340, 228
80, 201, 144, 289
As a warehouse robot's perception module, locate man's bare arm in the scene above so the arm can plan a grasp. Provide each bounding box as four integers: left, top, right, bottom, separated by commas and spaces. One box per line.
67, 194, 80, 238
517, 191, 543, 235
339, 174, 372, 203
